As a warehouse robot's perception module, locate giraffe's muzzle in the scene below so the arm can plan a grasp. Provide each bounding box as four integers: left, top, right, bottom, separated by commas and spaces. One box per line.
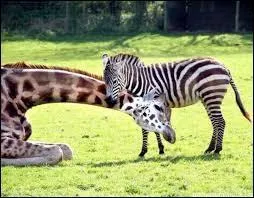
162, 125, 176, 144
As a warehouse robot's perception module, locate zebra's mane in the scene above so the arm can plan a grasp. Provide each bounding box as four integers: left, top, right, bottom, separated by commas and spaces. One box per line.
111, 53, 145, 67
1, 62, 103, 81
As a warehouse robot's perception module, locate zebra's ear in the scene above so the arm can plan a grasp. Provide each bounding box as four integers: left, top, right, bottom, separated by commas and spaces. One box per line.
102, 54, 109, 68
143, 89, 157, 101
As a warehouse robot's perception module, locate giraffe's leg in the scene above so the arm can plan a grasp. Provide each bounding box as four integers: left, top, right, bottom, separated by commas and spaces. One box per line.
23, 122, 32, 141
155, 132, 164, 154
51, 143, 72, 160
1, 137, 63, 166
28, 141, 73, 160
21, 117, 72, 160
139, 129, 148, 157
20, 116, 32, 141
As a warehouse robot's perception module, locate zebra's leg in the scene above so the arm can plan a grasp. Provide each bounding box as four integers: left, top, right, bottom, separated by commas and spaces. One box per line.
154, 106, 171, 155
204, 116, 218, 153
153, 106, 171, 155
139, 129, 148, 157
202, 100, 218, 153
155, 132, 164, 154
213, 115, 226, 154
203, 104, 225, 154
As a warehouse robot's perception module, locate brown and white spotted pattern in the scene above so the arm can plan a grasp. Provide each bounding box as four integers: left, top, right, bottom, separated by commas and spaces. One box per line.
1, 63, 171, 166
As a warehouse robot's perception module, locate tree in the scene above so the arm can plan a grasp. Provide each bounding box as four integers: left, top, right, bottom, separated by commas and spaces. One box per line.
134, 1, 147, 30
164, 1, 186, 32
109, 0, 121, 26
234, 1, 240, 32
65, 1, 69, 33
164, 1, 169, 32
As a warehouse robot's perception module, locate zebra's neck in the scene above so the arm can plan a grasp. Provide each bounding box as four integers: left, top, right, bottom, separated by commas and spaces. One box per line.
124, 66, 144, 96
124, 65, 158, 97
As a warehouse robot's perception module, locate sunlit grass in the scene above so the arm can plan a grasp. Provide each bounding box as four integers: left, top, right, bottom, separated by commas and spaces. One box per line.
1, 33, 253, 196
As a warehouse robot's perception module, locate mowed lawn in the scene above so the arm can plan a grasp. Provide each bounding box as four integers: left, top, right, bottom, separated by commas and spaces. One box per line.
1, 33, 253, 196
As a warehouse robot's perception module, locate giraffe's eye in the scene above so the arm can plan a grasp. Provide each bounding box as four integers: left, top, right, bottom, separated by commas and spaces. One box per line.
159, 114, 164, 121
154, 104, 163, 112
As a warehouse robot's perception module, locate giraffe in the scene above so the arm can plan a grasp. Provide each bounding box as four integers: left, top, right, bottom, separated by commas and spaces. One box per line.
1, 62, 173, 166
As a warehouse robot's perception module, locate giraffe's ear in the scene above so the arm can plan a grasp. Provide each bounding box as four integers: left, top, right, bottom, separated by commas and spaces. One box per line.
156, 93, 167, 103
102, 54, 109, 68
143, 89, 157, 101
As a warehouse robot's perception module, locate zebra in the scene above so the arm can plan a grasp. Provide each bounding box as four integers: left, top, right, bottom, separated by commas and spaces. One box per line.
102, 53, 251, 155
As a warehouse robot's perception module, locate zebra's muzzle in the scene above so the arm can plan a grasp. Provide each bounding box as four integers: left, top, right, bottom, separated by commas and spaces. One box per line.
105, 96, 118, 107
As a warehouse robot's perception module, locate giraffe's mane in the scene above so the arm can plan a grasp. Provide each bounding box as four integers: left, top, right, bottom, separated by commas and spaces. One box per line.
1, 62, 103, 81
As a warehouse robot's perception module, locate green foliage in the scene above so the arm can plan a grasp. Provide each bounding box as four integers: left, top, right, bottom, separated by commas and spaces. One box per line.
1, 1, 165, 35
1, 33, 253, 196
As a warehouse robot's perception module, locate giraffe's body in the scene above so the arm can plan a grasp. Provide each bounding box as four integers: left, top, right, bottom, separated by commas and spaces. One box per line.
1, 65, 109, 141
1, 62, 171, 166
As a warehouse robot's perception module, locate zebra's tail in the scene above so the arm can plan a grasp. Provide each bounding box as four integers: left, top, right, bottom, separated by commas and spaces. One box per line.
228, 71, 252, 123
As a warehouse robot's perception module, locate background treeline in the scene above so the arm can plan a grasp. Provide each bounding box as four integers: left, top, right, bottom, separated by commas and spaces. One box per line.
1, 1, 165, 36
1, 1, 252, 37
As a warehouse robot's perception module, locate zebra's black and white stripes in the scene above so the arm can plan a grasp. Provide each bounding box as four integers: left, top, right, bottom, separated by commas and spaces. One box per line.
139, 129, 165, 156
102, 53, 251, 155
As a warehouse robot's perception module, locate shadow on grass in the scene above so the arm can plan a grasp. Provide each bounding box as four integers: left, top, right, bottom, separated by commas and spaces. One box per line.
2, 32, 142, 43
1, 153, 224, 168
184, 33, 253, 47
86, 153, 221, 168
2, 31, 252, 45
2, 31, 252, 61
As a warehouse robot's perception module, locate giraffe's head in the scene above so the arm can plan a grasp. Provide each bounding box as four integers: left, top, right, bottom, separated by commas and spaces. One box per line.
121, 90, 176, 144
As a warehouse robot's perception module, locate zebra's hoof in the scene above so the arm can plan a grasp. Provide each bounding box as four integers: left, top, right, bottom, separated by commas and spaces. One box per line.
204, 149, 214, 154
214, 148, 222, 154
159, 151, 165, 155
139, 152, 147, 157
139, 149, 147, 157
139, 153, 145, 157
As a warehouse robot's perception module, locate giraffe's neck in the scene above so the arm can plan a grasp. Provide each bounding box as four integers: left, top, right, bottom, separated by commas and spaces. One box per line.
2, 68, 135, 115
1, 66, 138, 143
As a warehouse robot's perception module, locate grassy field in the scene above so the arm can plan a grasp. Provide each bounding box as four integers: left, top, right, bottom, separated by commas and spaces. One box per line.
1, 33, 253, 196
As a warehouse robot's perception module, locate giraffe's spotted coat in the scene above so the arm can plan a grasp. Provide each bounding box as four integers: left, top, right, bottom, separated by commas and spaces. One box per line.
1, 62, 171, 166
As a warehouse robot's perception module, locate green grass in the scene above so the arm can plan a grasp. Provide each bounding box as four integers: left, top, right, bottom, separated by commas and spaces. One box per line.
1, 33, 253, 196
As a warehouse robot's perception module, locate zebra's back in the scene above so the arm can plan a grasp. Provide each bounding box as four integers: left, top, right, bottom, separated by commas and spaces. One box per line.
147, 57, 230, 108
